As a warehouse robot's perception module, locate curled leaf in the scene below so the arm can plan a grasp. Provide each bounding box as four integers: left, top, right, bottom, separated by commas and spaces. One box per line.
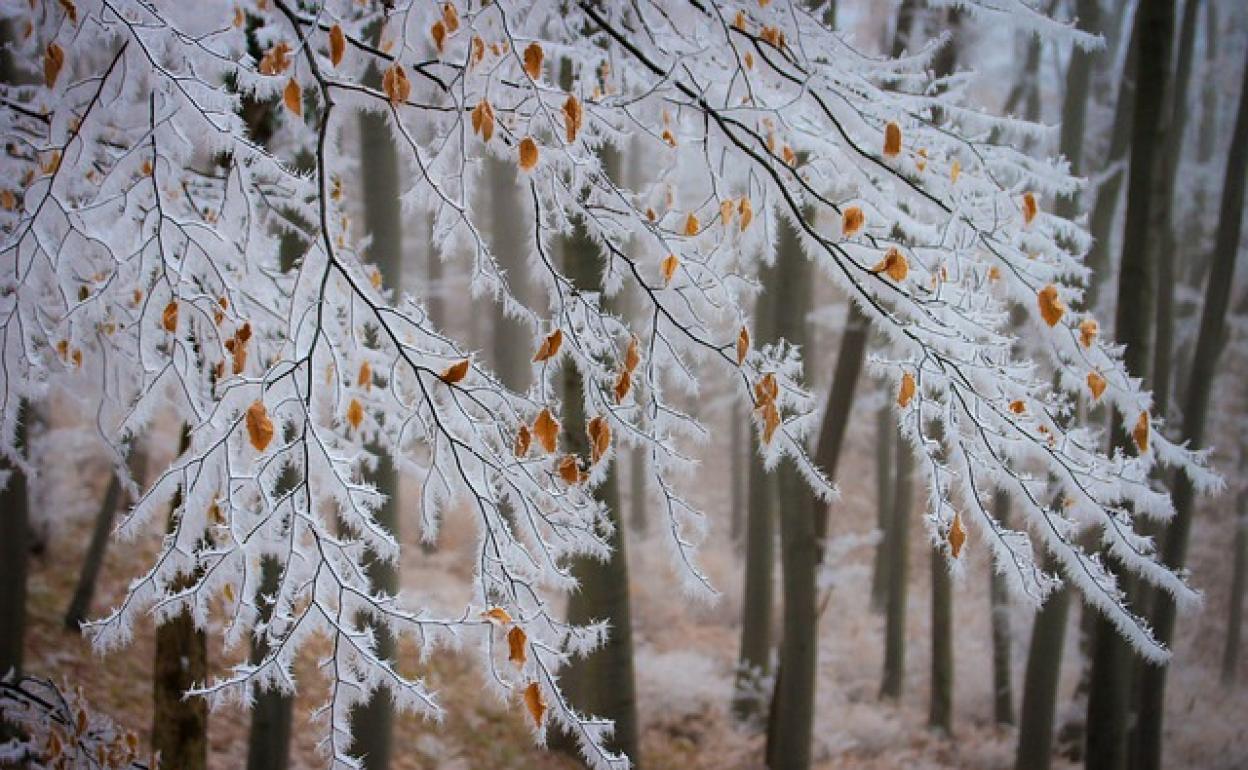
515, 424, 532, 457
736, 326, 750, 366
563, 94, 583, 143
329, 24, 346, 67
1133, 411, 1150, 453
471, 99, 495, 143
482, 607, 512, 625
754, 372, 778, 404
613, 369, 632, 403
870, 247, 908, 282
660, 254, 679, 286
346, 398, 364, 430
258, 41, 292, 75
948, 512, 966, 558
624, 335, 641, 373
738, 197, 753, 231
507, 625, 527, 668
842, 205, 865, 237
442, 3, 460, 33
1037, 284, 1065, 327
282, 78, 302, 117
533, 408, 559, 454
44, 43, 64, 88
557, 454, 583, 485
518, 137, 539, 171
532, 328, 563, 363
950, 159, 961, 184
382, 63, 411, 103
897, 371, 916, 408
883, 121, 902, 158
684, 213, 700, 237
430, 20, 447, 54
523, 682, 547, 728
1009, 399, 1026, 414
1022, 191, 1038, 226
1079, 318, 1098, 349
440, 358, 470, 384
246, 401, 274, 452
161, 301, 179, 332
760, 400, 780, 444
358, 361, 372, 390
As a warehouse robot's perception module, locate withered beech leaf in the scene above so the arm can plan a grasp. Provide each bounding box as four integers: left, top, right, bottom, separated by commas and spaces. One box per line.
481, 606, 512, 625
624, 335, 641, 373
246, 400, 274, 452
282, 78, 302, 117
532, 328, 563, 363
613, 369, 632, 404
1037, 284, 1065, 327
1079, 318, 1098, 349
44, 43, 64, 88
1133, 411, 1150, 453
1087, 371, 1107, 401
587, 415, 610, 465
736, 326, 750, 366
883, 121, 902, 158
1009, 400, 1026, 415
897, 371, 916, 408
1022, 191, 1038, 226
738, 197, 753, 231
563, 94, 583, 143
329, 24, 346, 67
347, 398, 364, 430
430, 20, 446, 54
442, 3, 460, 33
871, 247, 908, 282
683, 213, 700, 237
660, 254, 679, 286
515, 424, 532, 457
760, 400, 780, 444
842, 205, 865, 237
358, 361, 372, 390
162, 301, 179, 332
948, 512, 967, 558
523, 682, 546, 728
533, 408, 559, 454
518, 137, 539, 171
382, 63, 411, 103
471, 99, 495, 143
439, 358, 470, 384
522, 42, 544, 80
557, 454, 582, 485
507, 625, 527, 668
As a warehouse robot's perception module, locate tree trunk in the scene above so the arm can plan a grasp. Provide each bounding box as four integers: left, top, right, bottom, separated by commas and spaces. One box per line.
929, 544, 954, 735
764, 215, 817, 770
1086, 4, 1173, 768
880, 436, 914, 700
1132, 39, 1248, 770
152, 427, 207, 770
1016, 575, 1072, 770
1055, 0, 1100, 221
729, 404, 744, 545
0, 402, 29, 684
631, 445, 648, 536
346, 58, 405, 768
487, 156, 531, 393
64, 445, 146, 631
552, 140, 641, 766
246, 558, 293, 770
990, 491, 1015, 726
870, 400, 895, 612
1223, 492, 1247, 685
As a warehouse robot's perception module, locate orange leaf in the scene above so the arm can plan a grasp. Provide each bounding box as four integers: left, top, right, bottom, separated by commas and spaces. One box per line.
660, 254, 679, 286
358, 361, 372, 390
739, 197, 753, 231
1037, 284, 1065, 327
624, 335, 641, 373
507, 625, 527, 668
897, 372, 916, 408
684, 213, 700, 237
950, 159, 961, 184
1022, 192, 1038, 226
563, 94, 583, 143
870, 247, 908, 282
440, 358, 470, 384
782, 144, 796, 167
442, 3, 460, 33
515, 424, 532, 457
613, 369, 632, 404
1087, 371, 1107, 401
382, 63, 411, 103
522, 42, 544, 80
518, 137, 539, 171
587, 415, 610, 465
329, 24, 346, 67
719, 199, 735, 227
523, 682, 547, 728
760, 400, 780, 444
533, 408, 559, 454
471, 99, 495, 143
283, 78, 302, 117
162, 301, 179, 332
246, 401, 275, 451
470, 36, 485, 67
916, 147, 928, 171
948, 512, 966, 558
1133, 411, 1150, 453
532, 328, 563, 363
736, 326, 750, 366
883, 121, 902, 158
1009, 400, 1026, 415
44, 43, 64, 88
346, 398, 364, 429
481, 606, 512, 625
1079, 318, 1098, 349
842, 206, 865, 237
557, 454, 583, 485
430, 20, 447, 54
258, 41, 292, 75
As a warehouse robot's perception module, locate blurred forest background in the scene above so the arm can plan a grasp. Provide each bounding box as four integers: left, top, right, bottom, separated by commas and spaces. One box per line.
3, 0, 1248, 769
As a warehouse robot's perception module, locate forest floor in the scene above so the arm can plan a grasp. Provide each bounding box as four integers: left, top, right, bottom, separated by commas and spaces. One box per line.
18, 393, 1248, 770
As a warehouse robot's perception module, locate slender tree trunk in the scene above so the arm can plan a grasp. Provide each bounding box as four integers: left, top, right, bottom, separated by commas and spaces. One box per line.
1055, 0, 1100, 221
0, 402, 29, 684
929, 544, 954, 734
870, 399, 894, 612
764, 215, 817, 770
1086, 4, 1173, 768
64, 445, 146, 631
246, 558, 293, 770
631, 445, 648, 536
1223, 492, 1248, 685
152, 427, 207, 770
990, 491, 1015, 726
880, 436, 914, 700
729, 404, 745, 545
487, 156, 531, 393
1133, 41, 1248, 770
1016, 577, 1072, 770
346, 58, 405, 768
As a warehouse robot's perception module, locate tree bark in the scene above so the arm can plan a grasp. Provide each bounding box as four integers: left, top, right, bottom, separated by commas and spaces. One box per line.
870, 399, 895, 612
1132, 39, 1248, 770
152, 427, 207, 770
487, 156, 531, 393
929, 544, 954, 734
1016, 575, 1072, 770
1086, 4, 1173, 768
880, 436, 914, 700
246, 558, 293, 770
764, 215, 817, 770
990, 491, 1015, 726
1223, 492, 1247, 685
0, 402, 29, 684
729, 404, 744, 545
